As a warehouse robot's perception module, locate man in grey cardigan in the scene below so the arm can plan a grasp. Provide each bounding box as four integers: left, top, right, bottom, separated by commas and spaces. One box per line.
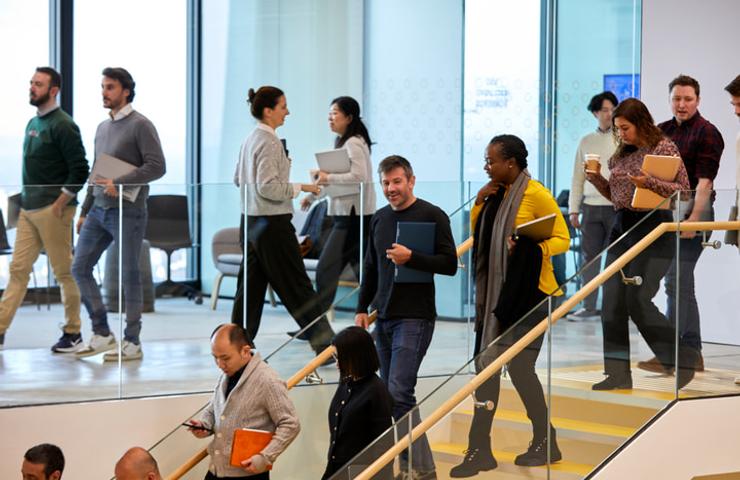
73, 67, 166, 361
187, 324, 300, 479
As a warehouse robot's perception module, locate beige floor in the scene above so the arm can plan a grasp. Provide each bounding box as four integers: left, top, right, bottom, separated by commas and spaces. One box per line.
1, 296, 740, 407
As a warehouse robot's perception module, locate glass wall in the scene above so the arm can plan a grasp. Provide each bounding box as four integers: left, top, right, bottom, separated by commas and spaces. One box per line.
463, 0, 542, 183
0, 0, 50, 288
73, 0, 188, 283
0, 0, 654, 411
200, 0, 364, 296
553, 0, 642, 292
553, 0, 641, 195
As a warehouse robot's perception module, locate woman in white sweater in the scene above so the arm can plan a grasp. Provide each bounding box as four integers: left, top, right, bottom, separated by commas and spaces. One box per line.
232, 86, 334, 355
301, 96, 377, 316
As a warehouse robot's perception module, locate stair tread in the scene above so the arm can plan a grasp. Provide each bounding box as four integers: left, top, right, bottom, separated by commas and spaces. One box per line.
433, 442, 594, 476
456, 408, 635, 438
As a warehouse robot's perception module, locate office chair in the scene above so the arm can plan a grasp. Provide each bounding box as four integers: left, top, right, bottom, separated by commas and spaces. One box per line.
210, 227, 241, 310
145, 195, 203, 304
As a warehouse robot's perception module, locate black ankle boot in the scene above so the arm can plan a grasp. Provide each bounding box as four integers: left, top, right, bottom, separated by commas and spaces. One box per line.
449, 445, 497, 477
592, 373, 633, 391
514, 433, 562, 467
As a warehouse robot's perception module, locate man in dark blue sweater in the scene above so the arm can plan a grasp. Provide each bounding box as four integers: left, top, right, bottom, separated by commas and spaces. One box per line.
355, 155, 457, 480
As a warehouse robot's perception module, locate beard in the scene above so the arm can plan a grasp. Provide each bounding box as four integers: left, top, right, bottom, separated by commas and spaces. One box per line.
30, 90, 51, 107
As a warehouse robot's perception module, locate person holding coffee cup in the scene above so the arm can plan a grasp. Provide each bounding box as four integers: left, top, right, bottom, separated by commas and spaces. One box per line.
585, 97, 698, 392
567, 92, 619, 322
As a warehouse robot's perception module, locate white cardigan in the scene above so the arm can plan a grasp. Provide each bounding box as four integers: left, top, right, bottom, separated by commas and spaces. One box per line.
323, 136, 377, 216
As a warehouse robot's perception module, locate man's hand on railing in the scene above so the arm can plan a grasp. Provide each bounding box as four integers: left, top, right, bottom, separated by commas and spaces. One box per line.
355, 313, 370, 329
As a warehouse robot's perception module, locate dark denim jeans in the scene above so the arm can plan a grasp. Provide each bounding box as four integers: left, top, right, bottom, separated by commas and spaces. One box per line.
72, 206, 147, 343
374, 318, 435, 473
664, 201, 713, 351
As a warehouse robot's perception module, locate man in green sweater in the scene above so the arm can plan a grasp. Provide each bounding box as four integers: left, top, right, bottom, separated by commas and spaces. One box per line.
0, 67, 89, 352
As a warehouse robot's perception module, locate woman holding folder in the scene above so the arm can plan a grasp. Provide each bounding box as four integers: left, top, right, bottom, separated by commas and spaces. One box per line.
450, 135, 569, 477
585, 98, 697, 391
301, 96, 376, 316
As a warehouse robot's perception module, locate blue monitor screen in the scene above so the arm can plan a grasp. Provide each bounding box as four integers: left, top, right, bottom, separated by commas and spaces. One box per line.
604, 74, 640, 102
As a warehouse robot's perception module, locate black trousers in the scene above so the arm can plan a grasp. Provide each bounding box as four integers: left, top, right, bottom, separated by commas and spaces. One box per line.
231, 214, 334, 350
204, 471, 269, 480
601, 209, 685, 375
315, 212, 372, 314
468, 302, 551, 445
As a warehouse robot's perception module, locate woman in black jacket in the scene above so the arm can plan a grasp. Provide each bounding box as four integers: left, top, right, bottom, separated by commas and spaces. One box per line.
322, 327, 393, 480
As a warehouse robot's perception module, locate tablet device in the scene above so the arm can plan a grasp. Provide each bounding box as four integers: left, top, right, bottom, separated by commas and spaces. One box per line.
514, 213, 556, 242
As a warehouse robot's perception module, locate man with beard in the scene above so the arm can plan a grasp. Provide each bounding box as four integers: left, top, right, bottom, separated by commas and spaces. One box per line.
73, 67, 166, 362
638, 75, 724, 374
355, 155, 457, 480
0, 67, 88, 352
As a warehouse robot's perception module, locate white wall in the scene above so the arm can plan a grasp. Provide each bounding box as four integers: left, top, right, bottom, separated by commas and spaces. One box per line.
0, 394, 210, 480
593, 396, 740, 479
642, 0, 740, 345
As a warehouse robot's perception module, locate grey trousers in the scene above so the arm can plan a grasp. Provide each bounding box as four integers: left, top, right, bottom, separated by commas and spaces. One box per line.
579, 204, 616, 311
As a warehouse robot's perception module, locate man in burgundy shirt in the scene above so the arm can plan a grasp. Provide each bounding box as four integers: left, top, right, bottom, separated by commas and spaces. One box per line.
638, 75, 724, 374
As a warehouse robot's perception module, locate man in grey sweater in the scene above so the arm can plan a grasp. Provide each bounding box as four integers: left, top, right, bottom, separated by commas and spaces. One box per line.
73, 67, 166, 361
187, 324, 300, 479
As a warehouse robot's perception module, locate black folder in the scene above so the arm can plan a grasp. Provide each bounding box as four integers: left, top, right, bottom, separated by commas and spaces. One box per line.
394, 222, 435, 283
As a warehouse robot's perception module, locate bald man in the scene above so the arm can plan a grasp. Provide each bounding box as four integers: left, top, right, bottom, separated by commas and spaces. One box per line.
186, 324, 299, 479
114, 447, 161, 480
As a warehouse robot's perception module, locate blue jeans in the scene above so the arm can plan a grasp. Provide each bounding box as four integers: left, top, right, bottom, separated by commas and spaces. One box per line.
72, 206, 147, 343
374, 318, 435, 473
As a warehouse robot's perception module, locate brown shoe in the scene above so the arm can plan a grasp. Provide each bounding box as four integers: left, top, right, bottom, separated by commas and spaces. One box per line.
636, 356, 674, 375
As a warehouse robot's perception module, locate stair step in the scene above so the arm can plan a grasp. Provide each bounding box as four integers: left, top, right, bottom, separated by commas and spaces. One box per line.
455, 408, 635, 440
432, 442, 593, 479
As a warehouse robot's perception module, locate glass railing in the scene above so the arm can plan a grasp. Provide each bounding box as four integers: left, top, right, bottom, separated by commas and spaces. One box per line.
667, 188, 740, 398
0, 180, 476, 408
333, 190, 740, 479
108, 182, 477, 478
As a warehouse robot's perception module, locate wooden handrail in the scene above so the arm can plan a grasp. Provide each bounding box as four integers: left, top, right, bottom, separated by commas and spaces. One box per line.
352, 220, 740, 480
165, 236, 476, 480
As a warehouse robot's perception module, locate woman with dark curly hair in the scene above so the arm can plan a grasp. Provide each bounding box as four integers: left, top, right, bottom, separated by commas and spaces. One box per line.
586, 97, 697, 391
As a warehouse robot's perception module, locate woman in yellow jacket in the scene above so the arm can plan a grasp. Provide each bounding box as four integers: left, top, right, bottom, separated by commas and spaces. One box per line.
450, 134, 569, 477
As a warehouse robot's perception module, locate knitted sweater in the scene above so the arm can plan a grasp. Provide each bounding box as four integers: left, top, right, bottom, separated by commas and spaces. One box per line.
81, 110, 166, 213
200, 352, 300, 477
568, 129, 616, 213
234, 124, 301, 216
22, 107, 89, 209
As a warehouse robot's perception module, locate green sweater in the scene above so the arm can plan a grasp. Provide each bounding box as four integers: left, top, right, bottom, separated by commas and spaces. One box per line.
22, 107, 89, 209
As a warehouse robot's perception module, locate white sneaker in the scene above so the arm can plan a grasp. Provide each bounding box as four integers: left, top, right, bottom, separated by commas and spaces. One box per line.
75, 334, 117, 358
566, 308, 601, 322
103, 340, 143, 362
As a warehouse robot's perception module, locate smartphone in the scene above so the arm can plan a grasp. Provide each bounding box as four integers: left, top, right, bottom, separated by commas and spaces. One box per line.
181, 422, 213, 433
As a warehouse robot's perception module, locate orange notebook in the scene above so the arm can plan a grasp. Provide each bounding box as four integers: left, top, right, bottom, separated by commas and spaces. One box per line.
229, 428, 274, 469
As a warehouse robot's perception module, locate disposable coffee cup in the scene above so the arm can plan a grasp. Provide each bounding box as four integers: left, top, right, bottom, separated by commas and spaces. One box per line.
584, 154, 600, 174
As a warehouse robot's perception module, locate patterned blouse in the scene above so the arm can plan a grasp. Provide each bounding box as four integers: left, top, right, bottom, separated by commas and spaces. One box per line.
590, 138, 689, 211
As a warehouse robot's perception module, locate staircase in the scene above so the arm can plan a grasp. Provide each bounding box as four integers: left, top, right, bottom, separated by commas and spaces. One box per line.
426, 377, 664, 479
